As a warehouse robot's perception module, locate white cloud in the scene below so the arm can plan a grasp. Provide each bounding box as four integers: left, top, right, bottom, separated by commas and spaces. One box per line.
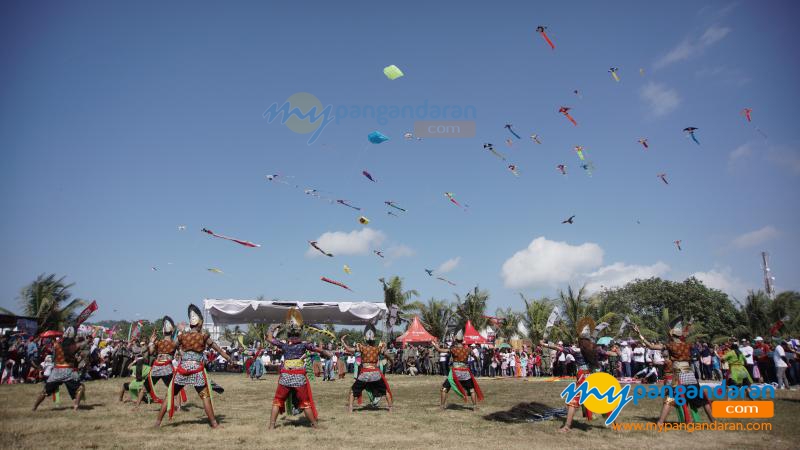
437, 257, 460, 274
501, 237, 603, 289
386, 245, 415, 259
584, 262, 671, 293
729, 143, 753, 162
692, 268, 749, 299
639, 82, 681, 117
654, 25, 731, 69
306, 228, 385, 257
731, 226, 780, 249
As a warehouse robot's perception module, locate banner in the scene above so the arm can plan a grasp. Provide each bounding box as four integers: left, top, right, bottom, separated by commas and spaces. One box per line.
75, 300, 98, 327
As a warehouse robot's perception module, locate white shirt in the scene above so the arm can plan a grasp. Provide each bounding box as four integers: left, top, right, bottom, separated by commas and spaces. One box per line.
774, 346, 788, 368
620, 346, 632, 363
740, 345, 754, 364
633, 348, 645, 362
565, 353, 575, 363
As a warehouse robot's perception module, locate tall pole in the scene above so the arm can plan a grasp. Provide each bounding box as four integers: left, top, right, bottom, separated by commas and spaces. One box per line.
762, 251, 775, 299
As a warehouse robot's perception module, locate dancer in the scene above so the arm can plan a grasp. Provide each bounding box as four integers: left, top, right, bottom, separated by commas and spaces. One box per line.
341, 323, 393, 413
119, 355, 151, 403
540, 318, 618, 432
267, 308, 331, 429
634, 319, 715, 425
137, 316, 182, 407
154, 304, 232, 428
433, 329, 483, 411
32, 326, 88, 411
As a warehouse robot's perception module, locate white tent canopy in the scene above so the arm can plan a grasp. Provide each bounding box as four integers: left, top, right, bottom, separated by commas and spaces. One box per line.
203, 299, 387, 326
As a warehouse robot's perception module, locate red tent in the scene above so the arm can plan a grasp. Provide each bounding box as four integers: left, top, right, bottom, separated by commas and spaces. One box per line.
463, 320, 487, 345
395, 316, 436, 346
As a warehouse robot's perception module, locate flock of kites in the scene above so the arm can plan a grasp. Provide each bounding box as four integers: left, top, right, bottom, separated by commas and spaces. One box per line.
155, 25, 767, 294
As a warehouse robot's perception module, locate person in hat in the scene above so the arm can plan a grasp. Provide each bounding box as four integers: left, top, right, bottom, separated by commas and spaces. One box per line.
540, 317, 617, 432
154, 304, 232, 428
433, 329, 484, 411
266, 308, 331, 429
340, 323, 393, 413
635, 318, 714, 425
135, 316, 181, 407
32, 326, 89, 411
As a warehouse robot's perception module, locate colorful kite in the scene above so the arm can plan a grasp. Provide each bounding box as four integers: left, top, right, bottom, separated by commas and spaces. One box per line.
559, 106, 577, 126
674, 240, 682, 251
403, 131, 422, 141
505, 138, 514, 148
358, 216, 370, 225
508, 164, 520, 176
343, 265, 352, 274
309, 241, 333, 257
483, 143, 506, 160
444, 192, 464, 208
556, 164, 567, 175
574, 145, 586, 161
425, 269, 434, 276
201, 228, 260, 248
437, 276, 456, 286
368, 131, 390, 144
609, 67, 620, 82
562, 215, 575, 224
742, 108, 752, 122
373, 250, 384, 258
536, 25, 555, 50
321, 277, 353, 291
530, 134, 542, 144
207, 268, 224, 274
337, 199, 361, 210
657, 173, 669, 185
504, 123, 521, 139
683, 127, 700, 145
362, 170, 377, 182
638, 138, 649, 149
385, 201, 406, 212
383, 65, 404, 80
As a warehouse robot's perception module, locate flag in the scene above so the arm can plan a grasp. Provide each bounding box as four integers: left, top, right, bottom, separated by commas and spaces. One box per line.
542, 306, 561, 340
128, 321, 142, 341
75, 300, 98, 327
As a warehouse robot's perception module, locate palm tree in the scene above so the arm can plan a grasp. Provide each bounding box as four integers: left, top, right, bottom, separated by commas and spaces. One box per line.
412, 298, 454, 341
742, 290, 771, 338
379, 276, 420, 318
559, 285, 590, 329
18, 274, 85, 331
453, 286, 489, 331
494, 307, 522, 340
519, 293, 555, 343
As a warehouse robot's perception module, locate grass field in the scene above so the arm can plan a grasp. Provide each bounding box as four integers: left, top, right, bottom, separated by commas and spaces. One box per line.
1, 374, 798, 449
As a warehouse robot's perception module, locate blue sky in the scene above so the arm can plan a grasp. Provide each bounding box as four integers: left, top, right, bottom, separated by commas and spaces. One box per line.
1, 1, 799, 322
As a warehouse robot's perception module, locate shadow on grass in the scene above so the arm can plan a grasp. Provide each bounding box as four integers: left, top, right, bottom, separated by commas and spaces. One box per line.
779, 398, 800, 404
444, 404, 476, 411
52, 403, 104, 411
483, 402, 566, 423
163, 414, 226, 427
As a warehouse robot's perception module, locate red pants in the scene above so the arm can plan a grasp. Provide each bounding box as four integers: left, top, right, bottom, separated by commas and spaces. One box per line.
272, 384, 311, 410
